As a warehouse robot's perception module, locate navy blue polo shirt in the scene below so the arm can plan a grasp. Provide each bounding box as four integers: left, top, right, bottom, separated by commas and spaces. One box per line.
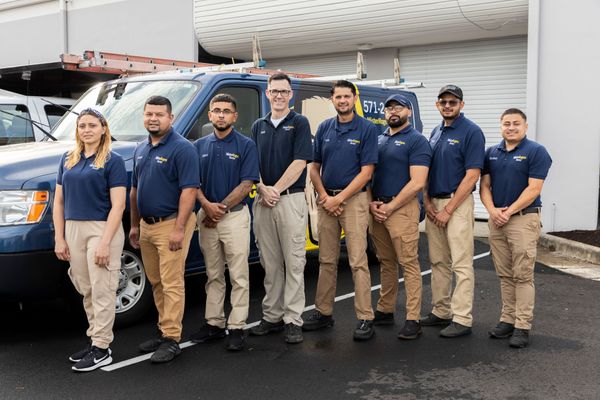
483, 137, 552, 208
194, 129, 259, 203
251, 110, 312, 190
428, 113, 485, 197
132, 129, 199, 218
313, 114, 378, 189
57, 151, 127, 221
372, 124, 431, 198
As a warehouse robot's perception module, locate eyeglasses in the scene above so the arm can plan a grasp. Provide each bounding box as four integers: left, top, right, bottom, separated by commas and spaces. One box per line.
268, 89, 291, 97
384, 105, 407, 113
210, 108, 235, 116
437, 99, 460, 107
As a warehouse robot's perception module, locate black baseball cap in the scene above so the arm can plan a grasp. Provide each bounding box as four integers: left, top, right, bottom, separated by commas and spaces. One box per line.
438, 85, 463, 100
384, 94, 411, 109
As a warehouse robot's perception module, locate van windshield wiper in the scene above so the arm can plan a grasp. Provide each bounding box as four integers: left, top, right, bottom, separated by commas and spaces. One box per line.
0, 109, 57, 141
40, 98, 78, 116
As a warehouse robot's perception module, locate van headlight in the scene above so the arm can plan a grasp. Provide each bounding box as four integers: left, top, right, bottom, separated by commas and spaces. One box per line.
0, 190, 50, 226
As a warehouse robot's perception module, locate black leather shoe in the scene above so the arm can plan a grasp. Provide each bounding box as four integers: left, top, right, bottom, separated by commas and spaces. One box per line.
302, 311, 334, 331
150, 338, 181, 363
489, 322, 515, 339
249, 319, 284, 336
190, 323, 226, 343
373, 310, 395, 326
397, 320, 422, 340
353, 320, 375, 341
226, 329, 245, 351
420, 312, 452, 326
440, 322, 472, 338
284, 323, 303, 344
509, 328, 529, 348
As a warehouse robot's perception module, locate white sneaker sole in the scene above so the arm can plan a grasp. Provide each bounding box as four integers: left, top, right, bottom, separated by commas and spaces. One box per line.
71, 355, 113, 372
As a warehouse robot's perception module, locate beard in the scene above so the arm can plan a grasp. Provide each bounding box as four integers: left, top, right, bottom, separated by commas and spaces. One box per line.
146, 126, 167, 137
387, 116, 407, 128
212, 122, 233, 132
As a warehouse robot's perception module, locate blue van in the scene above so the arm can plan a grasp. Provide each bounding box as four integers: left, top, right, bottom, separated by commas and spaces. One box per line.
0, 71, 422, 326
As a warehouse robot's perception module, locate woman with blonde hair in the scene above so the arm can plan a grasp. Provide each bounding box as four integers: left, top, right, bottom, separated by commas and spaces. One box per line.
53, 108, 127, 372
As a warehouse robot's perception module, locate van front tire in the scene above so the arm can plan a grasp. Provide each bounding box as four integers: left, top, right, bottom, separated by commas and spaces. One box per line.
114, 247, 154, 328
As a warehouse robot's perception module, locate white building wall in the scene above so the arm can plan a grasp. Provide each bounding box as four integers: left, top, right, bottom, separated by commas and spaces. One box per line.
0, 0, 196, 68
531, 0, 600, 231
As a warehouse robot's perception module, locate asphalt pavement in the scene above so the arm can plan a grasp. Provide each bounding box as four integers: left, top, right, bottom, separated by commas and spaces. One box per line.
1, 237, 599, 400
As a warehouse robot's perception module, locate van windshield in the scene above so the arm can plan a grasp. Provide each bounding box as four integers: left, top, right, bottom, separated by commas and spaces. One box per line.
52, 80, 200, 142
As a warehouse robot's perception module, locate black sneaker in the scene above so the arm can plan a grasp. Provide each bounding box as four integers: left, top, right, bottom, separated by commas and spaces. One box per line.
284, 323, 303, 344
226, 329, 245, 351
420, 312, 452, 326
397, 320, 423, 340
489, 322, 515, 339
139, 330, 164, 353
440, 321, 472, 338
249, 319, 285, 336
373, 310, 395, 326
190, 323, 226, 343
509, 328, 529, 348
150, 338, 181, 363
302, 311, 334, 331
71, 346, 112, 372
69, 341, 92, 363
353, 320, 375, 341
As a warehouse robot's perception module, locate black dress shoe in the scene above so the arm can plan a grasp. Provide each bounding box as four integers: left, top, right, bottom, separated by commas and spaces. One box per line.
488, 322, 515, 339
420, 312, 452, 326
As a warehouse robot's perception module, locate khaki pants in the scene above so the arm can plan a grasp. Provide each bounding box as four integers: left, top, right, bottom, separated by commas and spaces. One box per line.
253, 192, 307, 326
199, 206, 250, 329
370, 198, 422, 321
425, 194, 475, 327
489, 213, 541, 330
140, 214, 196, 342
66, 220, 124, 349
315, 191, 374, 320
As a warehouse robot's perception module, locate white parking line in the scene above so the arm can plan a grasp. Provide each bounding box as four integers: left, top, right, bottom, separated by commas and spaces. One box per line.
102, 250, 490, 372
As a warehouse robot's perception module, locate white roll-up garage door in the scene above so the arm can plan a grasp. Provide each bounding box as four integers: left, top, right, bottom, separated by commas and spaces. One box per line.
269, 36, 528, 219
399, 36, 528, 219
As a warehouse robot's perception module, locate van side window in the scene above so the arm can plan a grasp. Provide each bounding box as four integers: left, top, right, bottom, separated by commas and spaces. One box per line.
0, 104, 35, 145
44, 105, 72, 128
187, 87, 260, 141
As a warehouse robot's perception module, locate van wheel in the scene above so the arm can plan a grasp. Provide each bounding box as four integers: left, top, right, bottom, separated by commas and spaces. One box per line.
114, 248, 153, 328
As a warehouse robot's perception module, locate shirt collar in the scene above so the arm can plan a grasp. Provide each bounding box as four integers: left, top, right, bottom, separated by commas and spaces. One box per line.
208, 128, 238, 143
441, 113, 465, 130
499, 136, 528, 152
263, 110, 296, 126
334, 113, 359, 133
147, 128, 174, 147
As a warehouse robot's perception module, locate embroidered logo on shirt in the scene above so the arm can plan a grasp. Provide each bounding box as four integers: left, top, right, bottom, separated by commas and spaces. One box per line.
447, 139, 460, 145
260, 130, 266, 134
489, 156, 498, 160
394, 140, 406, 146
89, 164, 103, 170
513, 155, 527, 162
201, 154, 208, 158
155, 156, 168, 164
226, 152, 240, 160
347, 139, 360, 145
282, 125, 294, 132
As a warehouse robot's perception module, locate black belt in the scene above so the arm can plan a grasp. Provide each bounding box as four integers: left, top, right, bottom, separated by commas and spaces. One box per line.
225, 203, 245, 213
432, 193, 453, 199
325, 187, 367, 196
280, 188, 304, 196
375, 196, 395, 204
515, 207, 540, 216
142, 212, 177, 225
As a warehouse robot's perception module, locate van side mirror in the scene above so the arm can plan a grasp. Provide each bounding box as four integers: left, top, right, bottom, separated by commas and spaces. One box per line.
201, 123, 213, 137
